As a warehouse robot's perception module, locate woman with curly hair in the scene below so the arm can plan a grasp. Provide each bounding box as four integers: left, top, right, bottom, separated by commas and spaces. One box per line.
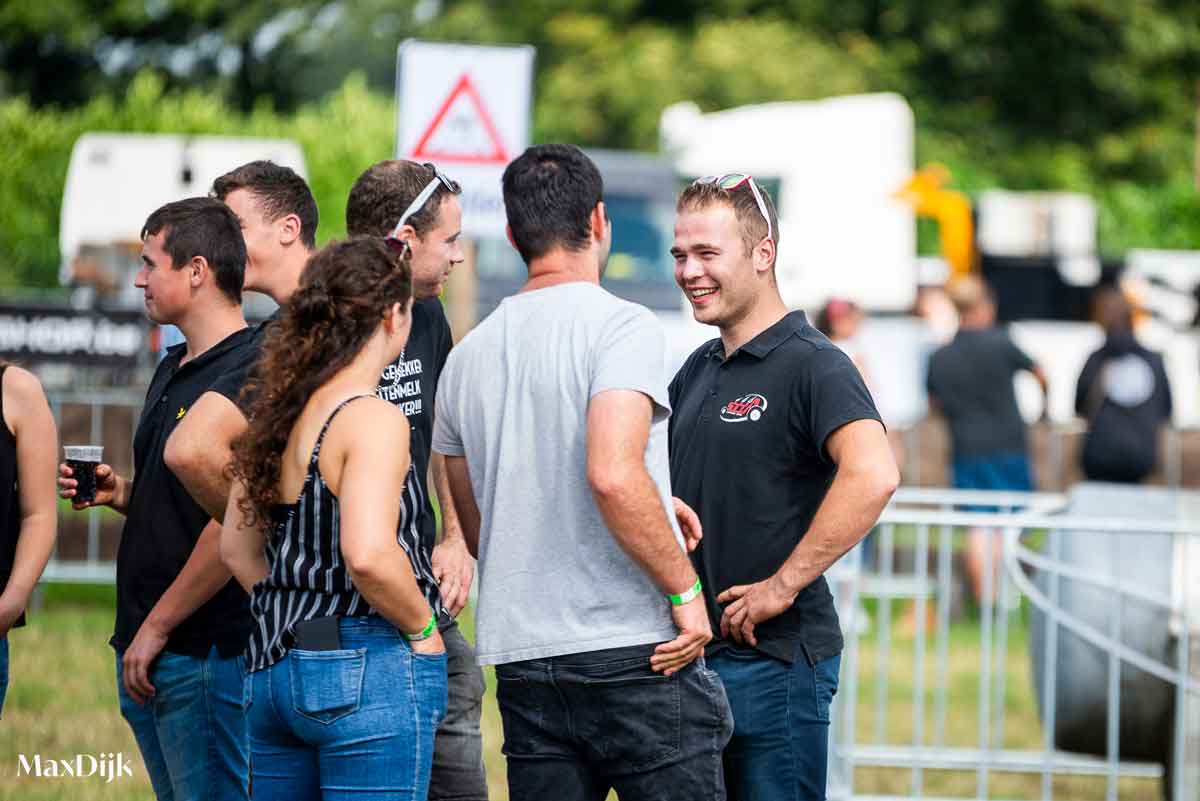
221, 236, 446, 800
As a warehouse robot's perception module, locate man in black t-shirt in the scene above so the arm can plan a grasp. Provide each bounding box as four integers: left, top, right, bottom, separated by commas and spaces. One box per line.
59, 199, 255, 801
165, 161, 318, 523
345, 160, 487, 801
668, 176, 898, 801
925, 276, 1047, 602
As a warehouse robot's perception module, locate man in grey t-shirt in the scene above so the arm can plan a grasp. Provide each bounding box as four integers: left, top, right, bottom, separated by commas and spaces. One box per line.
433, 144, 732, 801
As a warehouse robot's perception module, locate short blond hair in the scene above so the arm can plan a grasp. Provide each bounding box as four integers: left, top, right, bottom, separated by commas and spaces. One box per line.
676, 179, 779, 268
947, 275, 993, 316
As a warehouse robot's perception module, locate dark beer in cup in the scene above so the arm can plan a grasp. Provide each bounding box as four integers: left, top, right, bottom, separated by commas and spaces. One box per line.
64, 445, 103, 504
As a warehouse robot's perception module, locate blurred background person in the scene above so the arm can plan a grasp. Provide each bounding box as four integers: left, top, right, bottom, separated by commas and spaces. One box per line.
816, 296, 907, 482
815, 298, 869, 377
0, 360, 58, 720
926, 276, 1047, 603
1075, 287, 1173, 483
223, 238, 446, 801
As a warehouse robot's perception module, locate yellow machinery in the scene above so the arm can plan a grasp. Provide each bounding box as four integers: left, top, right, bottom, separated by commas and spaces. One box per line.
895, 164, 976, 280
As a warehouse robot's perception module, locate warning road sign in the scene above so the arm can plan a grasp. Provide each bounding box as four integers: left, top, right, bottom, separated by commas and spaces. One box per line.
411, 74, 508, 165
397, 41, 535, 238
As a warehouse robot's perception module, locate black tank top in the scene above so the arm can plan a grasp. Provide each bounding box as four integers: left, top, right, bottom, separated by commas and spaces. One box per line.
0, 365, 27, 628
245, 395, 436, 670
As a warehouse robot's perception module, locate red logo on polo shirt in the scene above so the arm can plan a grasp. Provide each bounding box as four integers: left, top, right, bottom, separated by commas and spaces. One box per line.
719, 393, 768, 423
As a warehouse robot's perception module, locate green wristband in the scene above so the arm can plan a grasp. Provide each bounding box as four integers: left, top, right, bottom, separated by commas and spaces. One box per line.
669, 578, 703, 606
404, 613, 437, 642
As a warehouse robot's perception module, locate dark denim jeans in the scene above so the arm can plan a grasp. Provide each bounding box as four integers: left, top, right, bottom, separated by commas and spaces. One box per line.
116, 645, 250, 801
708, 645, 840, 801
429, 621, 488, 801
246, 616, 448, 801
495, 642, 733, 801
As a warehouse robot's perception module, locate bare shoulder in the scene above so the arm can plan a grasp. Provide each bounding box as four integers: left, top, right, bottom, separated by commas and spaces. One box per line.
325, 396, 410, 454
2, 365, 51, 431
3, 365, 47, 404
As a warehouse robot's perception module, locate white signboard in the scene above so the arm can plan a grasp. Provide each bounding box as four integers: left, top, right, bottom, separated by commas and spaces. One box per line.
396, 40, 535, 239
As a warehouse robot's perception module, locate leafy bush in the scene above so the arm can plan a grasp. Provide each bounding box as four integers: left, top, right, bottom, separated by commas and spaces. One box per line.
0, 71, 393, 289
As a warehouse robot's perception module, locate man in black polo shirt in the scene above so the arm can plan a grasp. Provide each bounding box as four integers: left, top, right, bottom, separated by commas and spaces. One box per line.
668, 176, 899, 801
345, 160, 486, 801
59, 198, 254, 800
166, 161, 317, 522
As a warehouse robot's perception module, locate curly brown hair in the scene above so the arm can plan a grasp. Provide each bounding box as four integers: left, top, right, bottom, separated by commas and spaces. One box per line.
230, 237, 412, 529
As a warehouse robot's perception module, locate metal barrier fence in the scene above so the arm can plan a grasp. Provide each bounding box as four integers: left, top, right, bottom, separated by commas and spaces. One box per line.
36, 403, 1200, 801
42, 389, 143, 584
829, 487, 1200, 801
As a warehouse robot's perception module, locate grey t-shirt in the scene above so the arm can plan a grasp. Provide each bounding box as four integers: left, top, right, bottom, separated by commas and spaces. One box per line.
432, 282, 683, 665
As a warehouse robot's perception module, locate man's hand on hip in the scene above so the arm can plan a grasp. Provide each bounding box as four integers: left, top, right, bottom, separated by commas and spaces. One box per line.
718, 574, 797, 647
650, 595, 711, 676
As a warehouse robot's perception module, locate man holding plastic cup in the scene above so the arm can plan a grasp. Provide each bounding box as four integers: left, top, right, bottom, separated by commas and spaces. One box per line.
59, 197, 255, 801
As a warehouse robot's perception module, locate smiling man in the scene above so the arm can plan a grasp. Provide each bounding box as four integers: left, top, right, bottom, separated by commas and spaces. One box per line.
668, 176, 899, 801
59, 197, 254, 801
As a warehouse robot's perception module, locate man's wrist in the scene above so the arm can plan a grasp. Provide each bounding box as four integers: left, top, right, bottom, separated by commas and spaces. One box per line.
107, 475, 129, 511
668, 577, 703, 606
774, 566, 806, 599
140, 612, 174, 638
439, 525, 466, 544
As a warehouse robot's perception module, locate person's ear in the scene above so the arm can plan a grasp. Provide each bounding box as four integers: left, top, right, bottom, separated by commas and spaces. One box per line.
591, 201, 608, 244
754, 237, 776, 277
278, 213, 302, 247
396, 224, 418, 246
189, 256, 208, 288
388, 299, 412, 332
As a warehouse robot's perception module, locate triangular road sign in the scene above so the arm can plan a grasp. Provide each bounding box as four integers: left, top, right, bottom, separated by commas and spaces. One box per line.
411, 73, 509, 165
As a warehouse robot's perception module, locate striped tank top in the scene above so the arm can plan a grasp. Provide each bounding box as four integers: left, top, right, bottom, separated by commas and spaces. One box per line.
245, 395, 445, 671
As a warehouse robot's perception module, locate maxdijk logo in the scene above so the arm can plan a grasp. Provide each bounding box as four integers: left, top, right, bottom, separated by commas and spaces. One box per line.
719, 393, 768, 423
17, 752, 134, 783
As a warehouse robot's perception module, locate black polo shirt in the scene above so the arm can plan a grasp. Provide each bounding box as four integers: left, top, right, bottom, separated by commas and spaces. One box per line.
925, 327, 1034, 459
376, 298, 454, 626
668, 311, 881, 665
209, 310, 280, 415
111, 327, 256, 658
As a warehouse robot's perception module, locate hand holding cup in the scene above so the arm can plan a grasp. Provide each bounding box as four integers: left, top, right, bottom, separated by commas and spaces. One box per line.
59, 446, 116, 509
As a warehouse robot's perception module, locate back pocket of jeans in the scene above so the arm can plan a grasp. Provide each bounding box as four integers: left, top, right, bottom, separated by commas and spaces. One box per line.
573, 670, 681, 771
290, 648, 366, 725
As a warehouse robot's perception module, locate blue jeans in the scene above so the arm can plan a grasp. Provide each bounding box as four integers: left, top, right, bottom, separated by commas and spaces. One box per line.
0, 636, 8, 719
246, 616, 448, 801
116, 646, 249, 801
708, 646, 840, 801
495, 642, 734, 801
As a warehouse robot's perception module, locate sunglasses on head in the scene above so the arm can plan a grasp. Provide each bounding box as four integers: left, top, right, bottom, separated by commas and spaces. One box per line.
385, 163, 461, 255
692, 173, 774, 243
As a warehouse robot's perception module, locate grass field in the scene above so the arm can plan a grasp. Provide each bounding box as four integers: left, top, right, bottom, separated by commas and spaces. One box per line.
0, 587, 1167, 800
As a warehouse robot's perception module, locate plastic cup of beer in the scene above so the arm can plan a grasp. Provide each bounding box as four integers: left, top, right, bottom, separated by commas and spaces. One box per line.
64, 445, 103, 504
